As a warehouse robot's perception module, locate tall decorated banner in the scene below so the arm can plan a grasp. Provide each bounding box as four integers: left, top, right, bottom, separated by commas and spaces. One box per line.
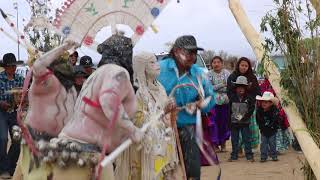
54, 0, 171, 48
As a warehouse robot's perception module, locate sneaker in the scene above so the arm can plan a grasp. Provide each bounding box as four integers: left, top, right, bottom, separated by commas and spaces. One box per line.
247, 158, 255, 162
260, 159, 267, 163
0, 172, 12, 179
272, 157, 279, 161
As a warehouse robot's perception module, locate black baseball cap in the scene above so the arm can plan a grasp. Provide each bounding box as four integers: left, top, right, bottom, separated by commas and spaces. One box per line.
79, 55, 94, 67
173, 35, 204, 51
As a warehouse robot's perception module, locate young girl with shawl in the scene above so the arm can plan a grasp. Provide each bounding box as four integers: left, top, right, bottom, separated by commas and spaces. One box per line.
115, 52, 179, 180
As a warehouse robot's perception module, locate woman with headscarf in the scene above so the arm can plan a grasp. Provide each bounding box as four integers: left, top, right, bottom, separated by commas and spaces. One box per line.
227, 57, 261, 152
115, 52, 179, 180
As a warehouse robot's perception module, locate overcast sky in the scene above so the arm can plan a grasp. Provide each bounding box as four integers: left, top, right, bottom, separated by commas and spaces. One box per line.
0, 0, 275, 63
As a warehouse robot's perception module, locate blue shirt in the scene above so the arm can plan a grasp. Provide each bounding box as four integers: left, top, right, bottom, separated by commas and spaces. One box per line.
0, 71, 24, 103
157, 58, 215, 127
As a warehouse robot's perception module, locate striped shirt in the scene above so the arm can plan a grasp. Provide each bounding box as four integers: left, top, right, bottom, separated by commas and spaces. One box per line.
0, 71, 24, 102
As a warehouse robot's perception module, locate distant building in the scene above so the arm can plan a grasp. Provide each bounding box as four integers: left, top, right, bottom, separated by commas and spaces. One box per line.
254, 55, 286, 74
271, 55, 286, 71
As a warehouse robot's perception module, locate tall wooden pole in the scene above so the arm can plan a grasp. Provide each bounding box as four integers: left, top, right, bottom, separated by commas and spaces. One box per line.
229, 0, 320, 178
310, 0, 320, 16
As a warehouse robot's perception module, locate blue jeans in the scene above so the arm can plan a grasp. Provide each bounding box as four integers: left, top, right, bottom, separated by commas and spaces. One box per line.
260, 134, 277, 160
230, 126, 253, 160
0, 110, 20, 175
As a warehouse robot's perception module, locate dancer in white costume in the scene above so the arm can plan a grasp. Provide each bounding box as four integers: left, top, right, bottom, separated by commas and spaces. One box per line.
116, 52, 179, 180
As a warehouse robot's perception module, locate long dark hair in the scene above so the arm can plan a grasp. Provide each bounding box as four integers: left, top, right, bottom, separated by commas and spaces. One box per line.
235, 57, 254, 76
233, 57, 261, 96
48, 60, 75, 91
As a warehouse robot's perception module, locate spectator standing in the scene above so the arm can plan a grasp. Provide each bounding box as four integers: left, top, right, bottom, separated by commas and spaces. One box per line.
0, 53, 24, 178
227, 57, 261, 153
79, 55, 95, 76
73, 65, 88, 95
68, 51, 78, 66
259, 78, 291, 153
228, 76, 255, 162
207, 56, 231, 152
256, 92, 282, 162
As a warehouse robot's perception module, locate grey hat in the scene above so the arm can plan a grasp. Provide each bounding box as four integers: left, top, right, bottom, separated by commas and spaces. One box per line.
173, 35, 204, 51
232, 76, 248, 86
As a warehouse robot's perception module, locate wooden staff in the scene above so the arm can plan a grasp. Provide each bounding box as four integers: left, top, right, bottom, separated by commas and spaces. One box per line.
170, 109, 187, 180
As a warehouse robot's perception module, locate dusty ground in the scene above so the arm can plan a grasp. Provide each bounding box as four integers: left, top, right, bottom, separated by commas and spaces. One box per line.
200, 143, 304, 180
2, 141, 305, 180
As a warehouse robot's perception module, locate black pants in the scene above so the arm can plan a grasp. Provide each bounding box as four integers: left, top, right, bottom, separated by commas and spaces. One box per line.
178, 126, 201, 180
0, 110, 20, 175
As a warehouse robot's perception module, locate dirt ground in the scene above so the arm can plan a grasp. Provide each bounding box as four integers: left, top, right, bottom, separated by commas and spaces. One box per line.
200, 142, 305, 180
2, 141, 305, 180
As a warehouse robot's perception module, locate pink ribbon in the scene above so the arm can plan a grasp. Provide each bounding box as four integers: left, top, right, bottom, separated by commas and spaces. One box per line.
17, 68, 39, 156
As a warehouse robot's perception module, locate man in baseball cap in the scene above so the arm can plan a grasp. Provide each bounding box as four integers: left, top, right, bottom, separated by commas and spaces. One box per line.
79, 55, 94, 76
158, 35, 215, 180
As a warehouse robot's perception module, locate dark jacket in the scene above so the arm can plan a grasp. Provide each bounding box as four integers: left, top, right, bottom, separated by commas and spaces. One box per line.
228, 94, 255, 128
256, 106, 282, 137
227, 72, 261, 99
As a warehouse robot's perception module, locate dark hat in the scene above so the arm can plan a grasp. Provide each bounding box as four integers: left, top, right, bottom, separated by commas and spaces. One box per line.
1, 53, 23, 67
173, 35, 204, 51
80, 55, 94, 67
74, 65, 88, 77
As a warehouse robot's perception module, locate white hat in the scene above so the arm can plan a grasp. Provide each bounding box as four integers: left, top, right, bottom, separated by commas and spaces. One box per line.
256, 91, 279, 105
